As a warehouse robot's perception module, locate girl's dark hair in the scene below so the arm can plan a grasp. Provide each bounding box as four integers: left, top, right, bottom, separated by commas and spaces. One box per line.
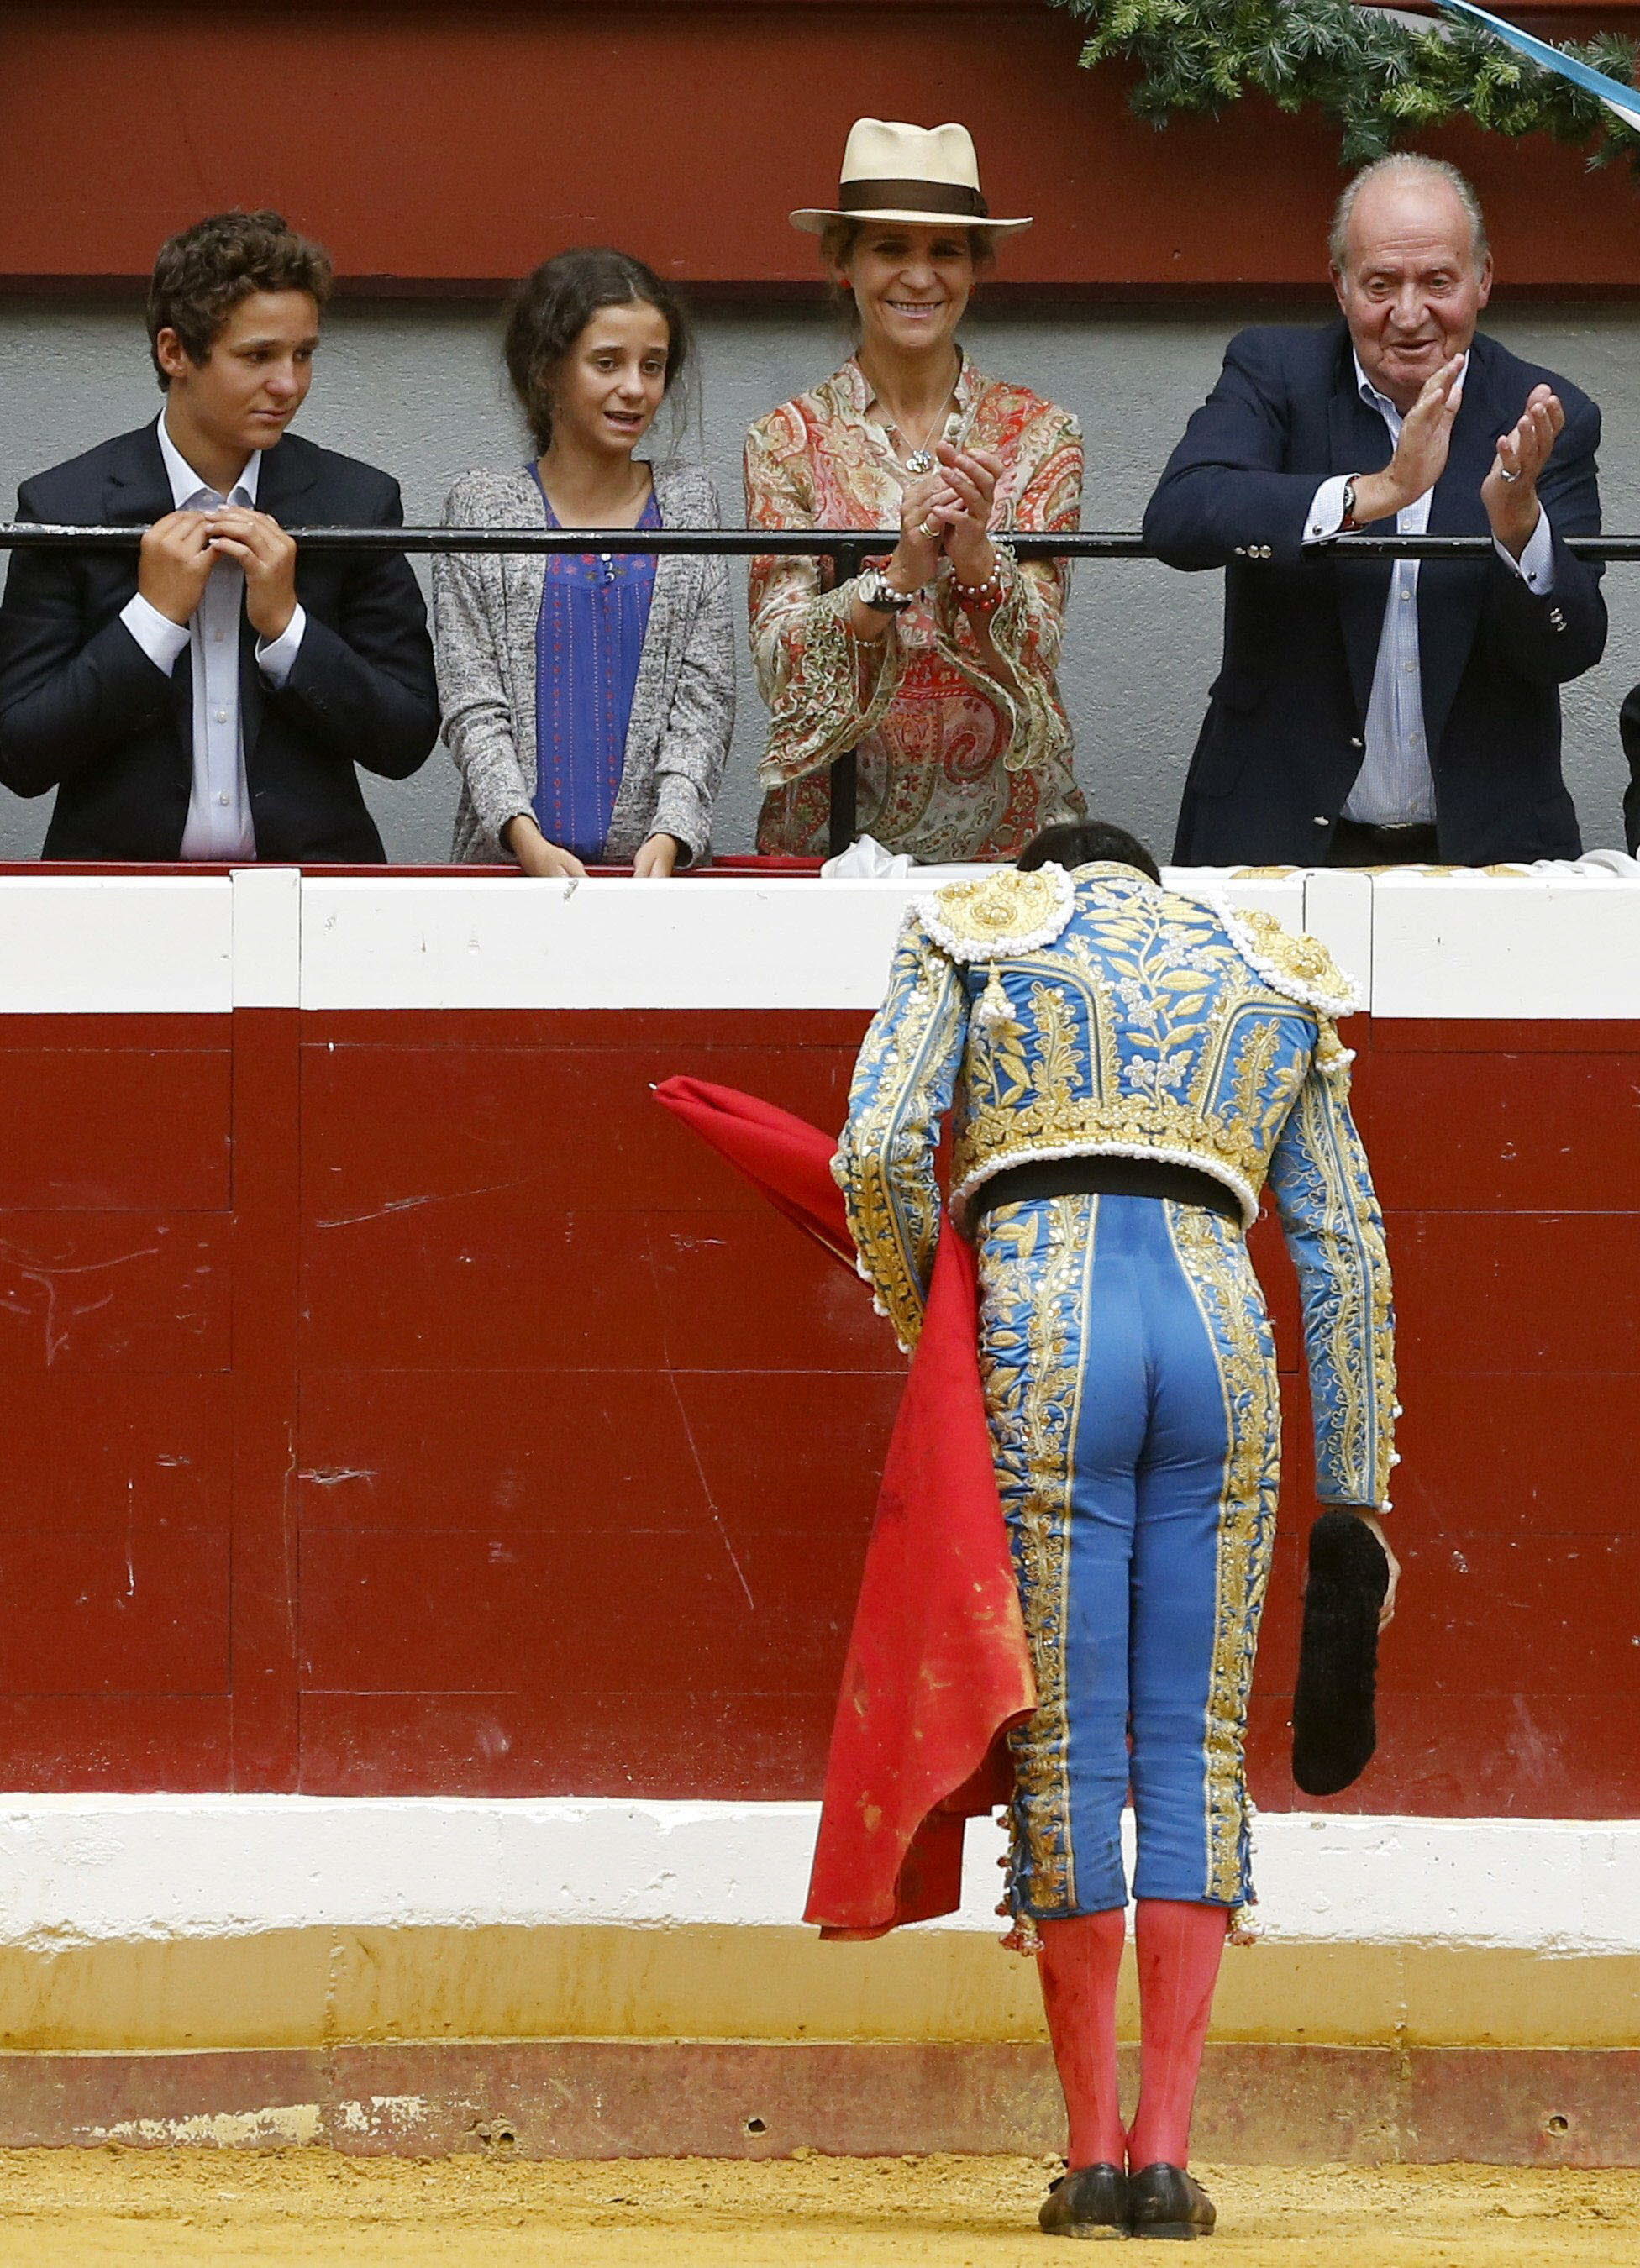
1018, 822, 1161, 883
147, 210, 333, 390
503, 248, 691, 454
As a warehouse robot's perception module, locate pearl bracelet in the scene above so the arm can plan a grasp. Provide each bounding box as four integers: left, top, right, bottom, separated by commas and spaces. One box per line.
951, 555, 1007, 614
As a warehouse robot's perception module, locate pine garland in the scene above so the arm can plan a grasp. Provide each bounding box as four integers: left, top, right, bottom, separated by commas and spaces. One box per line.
1045, 0, 1640, 173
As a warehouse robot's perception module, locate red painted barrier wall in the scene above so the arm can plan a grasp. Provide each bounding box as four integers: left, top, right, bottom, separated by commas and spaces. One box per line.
7, 3, 1640, 291
2, 996, 1633, 1816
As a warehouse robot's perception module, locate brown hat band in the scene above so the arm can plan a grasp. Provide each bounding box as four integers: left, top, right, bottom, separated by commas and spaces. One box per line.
838, 178, 990, 218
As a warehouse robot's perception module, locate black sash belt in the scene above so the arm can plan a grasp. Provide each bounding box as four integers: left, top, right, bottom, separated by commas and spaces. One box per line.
971, 1153, 1243, 1226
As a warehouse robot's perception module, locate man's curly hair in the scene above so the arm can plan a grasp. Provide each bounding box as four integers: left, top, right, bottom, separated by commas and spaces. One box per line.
147, 210, 333, 389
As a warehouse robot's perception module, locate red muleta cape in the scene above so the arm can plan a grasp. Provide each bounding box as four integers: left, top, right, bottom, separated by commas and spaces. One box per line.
653, 1077, 1035, 1938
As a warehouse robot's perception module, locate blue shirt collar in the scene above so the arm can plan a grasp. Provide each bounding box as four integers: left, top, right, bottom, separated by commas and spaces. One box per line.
1352, 348, 1469, 423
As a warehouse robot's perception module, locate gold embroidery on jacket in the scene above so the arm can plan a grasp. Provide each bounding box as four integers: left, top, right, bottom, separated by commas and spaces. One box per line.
923, 867, 1073, 958
949, 884, 1320, 1222
1280, 1061, 1397, 1506
1237, 907, 1353, 1008
844, 866, 1395, 1503
838, 926, 965, 1348
955, 1093, 1267, 1215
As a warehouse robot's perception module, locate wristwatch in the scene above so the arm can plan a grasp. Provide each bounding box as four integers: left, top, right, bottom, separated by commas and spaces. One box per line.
859, 569, 917, 615
1339, 476, 1360, 533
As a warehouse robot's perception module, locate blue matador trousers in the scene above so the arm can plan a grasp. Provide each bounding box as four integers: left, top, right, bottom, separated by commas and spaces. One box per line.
976, 1192, 1280, 1917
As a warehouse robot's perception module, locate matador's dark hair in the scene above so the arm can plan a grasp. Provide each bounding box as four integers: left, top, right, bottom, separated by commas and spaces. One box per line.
147, 210, 332, 389
1017, 821, 1161, 883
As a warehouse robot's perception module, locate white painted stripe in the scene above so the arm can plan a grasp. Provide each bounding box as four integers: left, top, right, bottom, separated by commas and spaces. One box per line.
0, 877, 232, 1014
0, 868, 1637, 1016
298, 871, 1307, 1013
0, 1798, 1631, 1956
1301, 868, 1373, 1005
1371, 867, 1640, 1019
230, 865, 301, 1009
299, 875, 918, 1011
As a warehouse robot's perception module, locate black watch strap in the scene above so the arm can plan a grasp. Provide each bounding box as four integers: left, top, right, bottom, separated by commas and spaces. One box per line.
859, 569, 916, 615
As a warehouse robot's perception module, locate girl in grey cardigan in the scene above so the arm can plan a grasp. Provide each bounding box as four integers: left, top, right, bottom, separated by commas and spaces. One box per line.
435, 250, 733, 874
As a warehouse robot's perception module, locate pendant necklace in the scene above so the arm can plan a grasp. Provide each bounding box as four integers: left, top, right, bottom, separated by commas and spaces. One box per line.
881, 387, 956, 478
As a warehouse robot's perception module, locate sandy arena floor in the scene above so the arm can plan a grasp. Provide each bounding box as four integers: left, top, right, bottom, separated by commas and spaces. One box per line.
0, 2151, 1636, 2267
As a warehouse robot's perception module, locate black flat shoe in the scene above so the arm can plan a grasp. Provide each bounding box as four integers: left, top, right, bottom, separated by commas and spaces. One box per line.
1039, 2162, 1130, 2239
1127, 2164, 1216, 2239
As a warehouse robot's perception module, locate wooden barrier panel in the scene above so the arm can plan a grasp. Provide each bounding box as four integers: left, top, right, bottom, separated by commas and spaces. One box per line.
0, 869, 1635, 1818
8, 3, 1640, 290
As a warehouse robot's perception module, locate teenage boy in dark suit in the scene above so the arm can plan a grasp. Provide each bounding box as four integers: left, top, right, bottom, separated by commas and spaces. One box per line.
0, 209, 439, 860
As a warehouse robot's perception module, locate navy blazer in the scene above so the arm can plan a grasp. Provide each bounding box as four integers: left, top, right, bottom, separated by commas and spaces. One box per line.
0, 422, 439, 861
1143, 323, 1606, 867
1616, 684, 1640, 855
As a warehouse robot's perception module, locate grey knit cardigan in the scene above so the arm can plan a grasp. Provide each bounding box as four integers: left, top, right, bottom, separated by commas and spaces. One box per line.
434, 462, 734, 865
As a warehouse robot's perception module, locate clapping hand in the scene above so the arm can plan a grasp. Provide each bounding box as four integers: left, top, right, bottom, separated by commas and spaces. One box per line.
894, 469, 954, 589
924, 440, 1003, 587
1351, 354, 1466, 528
1481, 382, 1564, 559
870, 443, 1007, 637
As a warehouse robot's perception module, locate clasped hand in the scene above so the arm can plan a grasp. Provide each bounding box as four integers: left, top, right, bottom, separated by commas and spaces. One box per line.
892, 438, 1005, 592
138, 506, 299, 641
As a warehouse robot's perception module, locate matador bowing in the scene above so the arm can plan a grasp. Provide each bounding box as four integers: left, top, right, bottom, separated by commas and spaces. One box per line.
833, 819, 1400, 2240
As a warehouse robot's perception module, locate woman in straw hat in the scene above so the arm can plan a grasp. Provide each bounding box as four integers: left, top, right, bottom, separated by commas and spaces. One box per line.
746, 119, 1085, 863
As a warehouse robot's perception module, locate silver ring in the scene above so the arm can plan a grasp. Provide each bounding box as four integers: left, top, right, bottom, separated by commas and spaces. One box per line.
1498, 467, 1521, 484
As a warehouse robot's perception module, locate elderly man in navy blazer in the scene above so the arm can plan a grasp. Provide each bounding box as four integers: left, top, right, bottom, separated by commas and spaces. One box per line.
1144, 154, 1604, 869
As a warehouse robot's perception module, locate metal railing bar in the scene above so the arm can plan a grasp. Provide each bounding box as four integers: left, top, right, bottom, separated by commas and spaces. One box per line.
3, 519, 1622, 859
3, 524, 1639, 560
823, 538, 870, 859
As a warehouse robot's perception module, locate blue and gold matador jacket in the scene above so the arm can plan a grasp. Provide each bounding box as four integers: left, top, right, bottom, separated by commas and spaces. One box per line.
834, 862, 1397, 1508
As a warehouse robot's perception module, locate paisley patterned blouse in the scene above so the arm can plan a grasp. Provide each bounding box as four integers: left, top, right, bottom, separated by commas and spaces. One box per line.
745, 355, 1085, 863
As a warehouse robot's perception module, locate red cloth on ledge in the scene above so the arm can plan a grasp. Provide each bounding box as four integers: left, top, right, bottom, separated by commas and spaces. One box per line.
653, 1077, 1035, 1938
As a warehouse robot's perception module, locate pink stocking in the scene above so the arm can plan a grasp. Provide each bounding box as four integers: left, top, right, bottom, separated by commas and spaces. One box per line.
1034, 1907, 1128, 2169
1128, 1899, 1230, 2171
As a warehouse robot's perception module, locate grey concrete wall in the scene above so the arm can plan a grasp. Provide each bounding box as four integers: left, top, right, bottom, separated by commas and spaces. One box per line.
1, 296, 1635, 863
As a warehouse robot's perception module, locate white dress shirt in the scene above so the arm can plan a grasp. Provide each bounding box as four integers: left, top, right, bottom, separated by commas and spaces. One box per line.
118, 412, 307, 859
1304, 353, 1554, 827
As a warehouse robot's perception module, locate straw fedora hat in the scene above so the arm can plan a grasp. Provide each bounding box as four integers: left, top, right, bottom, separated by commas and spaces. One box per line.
791, 118, 1032, 236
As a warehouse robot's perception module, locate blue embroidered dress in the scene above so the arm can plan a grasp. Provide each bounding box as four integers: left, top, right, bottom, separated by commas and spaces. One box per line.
833, 863, 1397, 1923
529, 469, 660, 861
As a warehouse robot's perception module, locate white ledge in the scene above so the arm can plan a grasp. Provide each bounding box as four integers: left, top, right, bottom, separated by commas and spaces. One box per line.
0, 862, 1636, 1016
0, 1797, 1632, 1956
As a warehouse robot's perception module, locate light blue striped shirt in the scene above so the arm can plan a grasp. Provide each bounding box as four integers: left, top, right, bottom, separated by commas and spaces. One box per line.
1306, 354, 1553, 827
119, 411, 308, 859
